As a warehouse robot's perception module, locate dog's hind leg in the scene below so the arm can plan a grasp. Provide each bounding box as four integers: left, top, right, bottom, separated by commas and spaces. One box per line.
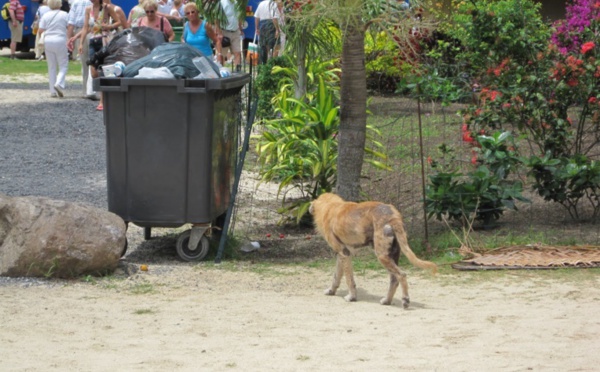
377, 227, 410, 308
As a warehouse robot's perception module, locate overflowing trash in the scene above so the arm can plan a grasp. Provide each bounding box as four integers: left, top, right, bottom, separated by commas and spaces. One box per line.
91, 27, 166, 71
92, 28, 236, 80
122, 42, 220, 79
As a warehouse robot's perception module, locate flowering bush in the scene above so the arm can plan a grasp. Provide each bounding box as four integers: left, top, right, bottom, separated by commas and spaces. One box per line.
460, 0, 600, 220
411, 0, 550, 103
551, 0, 600, 55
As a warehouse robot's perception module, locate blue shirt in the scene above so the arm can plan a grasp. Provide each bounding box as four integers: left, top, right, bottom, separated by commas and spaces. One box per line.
183, 20, 212, 57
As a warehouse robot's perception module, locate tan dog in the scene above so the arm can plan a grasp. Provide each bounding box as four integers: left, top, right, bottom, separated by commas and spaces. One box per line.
309, 193, 437, 308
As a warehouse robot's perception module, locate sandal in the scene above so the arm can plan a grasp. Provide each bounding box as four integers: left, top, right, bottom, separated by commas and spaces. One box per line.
96, 104, 103, 111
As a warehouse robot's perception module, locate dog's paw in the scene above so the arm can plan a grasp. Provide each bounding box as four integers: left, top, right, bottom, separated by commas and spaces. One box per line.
344, 294, 357, 302
324, 288, 336, 296
380, 297, 392, 306
402, 297, 410, 309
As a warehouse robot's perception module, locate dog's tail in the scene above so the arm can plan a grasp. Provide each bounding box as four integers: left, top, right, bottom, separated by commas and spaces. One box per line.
391, 219, 438, 274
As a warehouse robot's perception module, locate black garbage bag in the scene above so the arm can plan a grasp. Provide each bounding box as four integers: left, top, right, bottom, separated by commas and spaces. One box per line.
88, 27, 166, 69
122, 42, 220, 79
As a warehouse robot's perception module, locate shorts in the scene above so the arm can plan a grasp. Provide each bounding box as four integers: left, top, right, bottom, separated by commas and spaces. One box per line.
259, 21, 277, 50
222, 29, 242, 54
88, 36, 103, 61
9, 21, 23, 43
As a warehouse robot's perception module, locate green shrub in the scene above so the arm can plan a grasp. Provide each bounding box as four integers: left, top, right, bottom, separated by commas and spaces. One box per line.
425, 131, 528, 227
254, 56, 293, 120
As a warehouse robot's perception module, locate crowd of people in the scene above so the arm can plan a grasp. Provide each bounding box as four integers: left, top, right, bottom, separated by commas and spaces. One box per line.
6, 0, 287, 109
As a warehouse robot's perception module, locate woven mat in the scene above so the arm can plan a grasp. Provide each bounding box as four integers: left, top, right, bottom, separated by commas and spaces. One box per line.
452, 244, 600, 270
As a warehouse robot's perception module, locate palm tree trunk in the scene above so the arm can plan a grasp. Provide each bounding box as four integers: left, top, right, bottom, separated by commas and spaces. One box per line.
336, 20, 367, 202
295, 38, 308, 99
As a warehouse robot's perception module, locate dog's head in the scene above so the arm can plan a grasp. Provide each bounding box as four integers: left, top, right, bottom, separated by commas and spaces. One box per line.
309, 193, 344, 216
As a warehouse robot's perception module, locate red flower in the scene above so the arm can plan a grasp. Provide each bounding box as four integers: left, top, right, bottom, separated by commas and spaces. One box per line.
567, 78, 579, 87
582, 42, 595, 54
462, 132, 474, 143
589, 97, 597, 104
471, 155, 478, 165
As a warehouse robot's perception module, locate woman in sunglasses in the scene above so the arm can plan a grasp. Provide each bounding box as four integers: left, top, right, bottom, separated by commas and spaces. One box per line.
181, 2, 218, 58
137, 0, 174, 41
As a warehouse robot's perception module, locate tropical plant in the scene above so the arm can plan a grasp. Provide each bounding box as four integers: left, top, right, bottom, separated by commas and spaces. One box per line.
256, 75, 390, 223
281, 0, 427, 201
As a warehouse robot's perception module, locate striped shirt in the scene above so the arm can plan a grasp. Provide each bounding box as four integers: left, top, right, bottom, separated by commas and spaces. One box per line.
9, 0, 24, 22
67, 0, 90, 28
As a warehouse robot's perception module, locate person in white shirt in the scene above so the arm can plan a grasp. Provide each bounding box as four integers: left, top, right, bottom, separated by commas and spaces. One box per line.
39, 0, 69, 98
157, 0, 172, 18
254, 0, 279, 64
216, 0, 243, 71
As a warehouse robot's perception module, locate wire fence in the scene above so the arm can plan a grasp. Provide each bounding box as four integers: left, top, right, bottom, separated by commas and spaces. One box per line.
227, 75, 600, 250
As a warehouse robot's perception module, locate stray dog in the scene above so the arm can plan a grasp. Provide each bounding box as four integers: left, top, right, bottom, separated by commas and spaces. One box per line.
309, 193, 437, 308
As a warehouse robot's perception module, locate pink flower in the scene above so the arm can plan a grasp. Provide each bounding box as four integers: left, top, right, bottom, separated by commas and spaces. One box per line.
589, 97, 597, 104
582, 42, 595, 54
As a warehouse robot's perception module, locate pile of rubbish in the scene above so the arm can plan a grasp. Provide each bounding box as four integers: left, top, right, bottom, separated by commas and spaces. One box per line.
90, 27, 230, 79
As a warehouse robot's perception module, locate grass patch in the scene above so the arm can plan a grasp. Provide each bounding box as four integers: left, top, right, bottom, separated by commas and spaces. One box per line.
133, 308, 156, 315
129, 283, 155, 295
0, 58, 82, 76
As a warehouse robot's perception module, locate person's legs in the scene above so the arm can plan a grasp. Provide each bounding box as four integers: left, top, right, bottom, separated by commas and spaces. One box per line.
45, 46, 58, 95
226, 30, 242, 71
9, 21, 23, 58
84, 36, 98, 99
55, 43, 69, 90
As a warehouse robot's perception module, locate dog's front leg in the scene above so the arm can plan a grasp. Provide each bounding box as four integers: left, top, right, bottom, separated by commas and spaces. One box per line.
324, 254, 344, 296
340, 252, 357, 302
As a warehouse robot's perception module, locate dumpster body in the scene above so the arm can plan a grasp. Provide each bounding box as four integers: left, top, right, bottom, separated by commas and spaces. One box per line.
95, 75, 250, 260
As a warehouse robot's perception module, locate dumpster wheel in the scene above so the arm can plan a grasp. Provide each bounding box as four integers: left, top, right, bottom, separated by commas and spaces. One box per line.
176, 230, 210, 261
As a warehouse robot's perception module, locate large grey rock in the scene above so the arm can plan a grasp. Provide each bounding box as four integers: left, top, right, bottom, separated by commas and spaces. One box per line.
0, 193, 126, 278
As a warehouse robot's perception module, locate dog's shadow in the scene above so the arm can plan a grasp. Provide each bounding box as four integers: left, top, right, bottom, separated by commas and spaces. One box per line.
330, 289, 428, 310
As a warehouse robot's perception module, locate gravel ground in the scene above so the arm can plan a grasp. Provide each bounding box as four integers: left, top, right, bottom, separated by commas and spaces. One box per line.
0, 72, 207, 270
0, 75, 106, 206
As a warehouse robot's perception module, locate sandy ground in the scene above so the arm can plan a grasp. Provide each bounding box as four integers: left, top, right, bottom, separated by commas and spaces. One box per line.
2, 62, 599, 372
1, 263, 600, 372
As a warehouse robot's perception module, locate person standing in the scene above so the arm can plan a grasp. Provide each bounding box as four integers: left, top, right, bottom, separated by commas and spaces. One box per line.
137, 0, 174, 42
67, 0, 97, 100
253, 0, 279, 64
181, 2, 216, 57
76, 0, 119, 110
272, 0, 285, 57
127, 0, 145, 26
7, 0, 25, 59
33, 0, 50, 60
216, 0, 243, 71
39, 0, 69, 98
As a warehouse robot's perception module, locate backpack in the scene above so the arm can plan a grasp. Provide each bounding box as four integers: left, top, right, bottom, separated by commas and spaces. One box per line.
1, 2, 11, 21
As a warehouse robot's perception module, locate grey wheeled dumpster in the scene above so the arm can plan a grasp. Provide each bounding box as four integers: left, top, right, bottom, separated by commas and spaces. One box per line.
94, 75, 250, 261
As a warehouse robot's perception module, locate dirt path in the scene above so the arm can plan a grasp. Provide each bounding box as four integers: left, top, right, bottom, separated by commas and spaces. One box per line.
1, 265, 599, 371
